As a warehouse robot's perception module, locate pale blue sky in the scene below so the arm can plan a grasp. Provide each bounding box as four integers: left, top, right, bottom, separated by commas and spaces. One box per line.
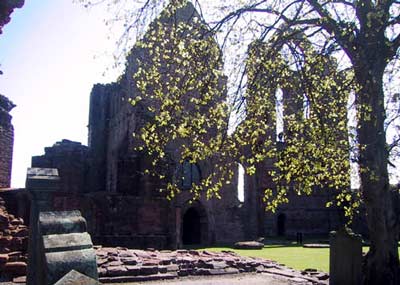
1, 1, 120, 187
1, 1, 398, 189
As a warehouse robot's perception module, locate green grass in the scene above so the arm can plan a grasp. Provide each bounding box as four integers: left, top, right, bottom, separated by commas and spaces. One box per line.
196, 245, 400, 273
198, 245, 330, 272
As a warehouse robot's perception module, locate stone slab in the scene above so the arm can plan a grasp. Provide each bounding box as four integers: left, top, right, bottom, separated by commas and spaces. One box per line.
39, 211, 87, 235
99, 273, 178, 283
26, 168, 60, 190
45, 248, 98, 285
234, 241, 264, 250
42, 232, 93, 253
54, 269, 99, 285
27, 168, 59, 178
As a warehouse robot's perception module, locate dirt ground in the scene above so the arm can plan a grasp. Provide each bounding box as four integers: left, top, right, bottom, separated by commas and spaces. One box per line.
107, 273, 311, 285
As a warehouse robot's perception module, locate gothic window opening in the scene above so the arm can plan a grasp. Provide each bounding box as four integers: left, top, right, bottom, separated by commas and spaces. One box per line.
237, 163, 245, 202
275, 88, 284, 141
181, 160, 201, 190
303, 94, 310, 119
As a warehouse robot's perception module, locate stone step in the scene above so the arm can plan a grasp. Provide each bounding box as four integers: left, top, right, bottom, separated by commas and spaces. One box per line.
99, 272, 178, 283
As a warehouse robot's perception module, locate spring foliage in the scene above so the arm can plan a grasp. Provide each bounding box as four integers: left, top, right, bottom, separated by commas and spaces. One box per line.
127, 1, 358, 216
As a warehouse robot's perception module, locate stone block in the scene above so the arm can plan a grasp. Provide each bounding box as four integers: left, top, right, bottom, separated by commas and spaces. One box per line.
125, 265, 141, 275
234, 241, 264, 249
26, 168, 60, 190
120, 256, 138, 265
54, 269, 99, 285
12, 276, 26, 283
106, 265, 128, 276
44, 249, 98, 285
140, 265, 159, 275
28, 208, 98, 285
0, 253, 9, 263
42, 232, 93, 253
4, 261, 26, 276
39, 211, 87, 235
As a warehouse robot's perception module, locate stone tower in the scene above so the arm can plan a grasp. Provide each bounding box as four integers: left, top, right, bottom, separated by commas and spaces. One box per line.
0, 94, 15, 188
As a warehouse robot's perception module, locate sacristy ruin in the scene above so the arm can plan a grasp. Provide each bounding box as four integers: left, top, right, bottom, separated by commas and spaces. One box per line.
0, 1, 363, 251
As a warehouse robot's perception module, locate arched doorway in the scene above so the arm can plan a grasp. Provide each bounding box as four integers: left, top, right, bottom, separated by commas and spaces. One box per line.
182, 208, 201, 245
277, 213, 286, 236
182, 205, 209, 245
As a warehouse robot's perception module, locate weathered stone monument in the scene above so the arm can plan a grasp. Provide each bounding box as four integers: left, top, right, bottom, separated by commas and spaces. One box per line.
38, 211, 98, 284
329, 227, 362, 285
26, 168, 98, 285
26, 167, 60, 285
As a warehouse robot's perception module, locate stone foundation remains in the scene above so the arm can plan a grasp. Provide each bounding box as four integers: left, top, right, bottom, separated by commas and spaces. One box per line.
0, 196, 28, 280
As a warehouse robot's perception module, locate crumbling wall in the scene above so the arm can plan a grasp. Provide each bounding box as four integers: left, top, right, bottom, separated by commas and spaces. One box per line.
0, 95, 15, 189
0, 196, 28, 280
32, 140, 89, 193
30, 1, 247, 249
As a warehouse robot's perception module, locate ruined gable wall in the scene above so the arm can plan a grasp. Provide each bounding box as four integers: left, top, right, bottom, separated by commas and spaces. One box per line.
31, 1, 246, 248
241, 43, 349, 238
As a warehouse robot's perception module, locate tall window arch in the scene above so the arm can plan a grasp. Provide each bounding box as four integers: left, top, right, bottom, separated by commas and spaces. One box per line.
237, 163, 245, 202
181, 160, 201, 189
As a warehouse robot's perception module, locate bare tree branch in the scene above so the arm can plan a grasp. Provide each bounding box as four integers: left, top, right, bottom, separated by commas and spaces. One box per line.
307, 0, 357, 58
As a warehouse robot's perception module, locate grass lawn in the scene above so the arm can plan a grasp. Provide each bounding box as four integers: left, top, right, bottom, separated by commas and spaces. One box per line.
196, 245, 400, 273
198, 245, 330, 272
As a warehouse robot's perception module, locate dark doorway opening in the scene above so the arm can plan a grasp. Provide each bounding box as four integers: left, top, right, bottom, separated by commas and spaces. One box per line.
277, 213, 286, 236
182, 207, 201, 245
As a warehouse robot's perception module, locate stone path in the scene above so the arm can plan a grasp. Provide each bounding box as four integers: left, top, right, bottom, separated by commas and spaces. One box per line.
105, 273, 306, 285
96, 247, 329, 284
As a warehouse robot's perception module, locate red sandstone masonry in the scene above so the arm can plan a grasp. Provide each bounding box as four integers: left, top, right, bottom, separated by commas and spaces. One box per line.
95, 247, 329, 284
0, 197, 28, 281
0, 95, 15, 189
0, 124, 14, 188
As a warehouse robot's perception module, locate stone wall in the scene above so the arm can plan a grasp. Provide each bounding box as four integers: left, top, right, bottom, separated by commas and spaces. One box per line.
32, 140, 89, 193
0, 189, 29, 225
44, 187, 245, 249
0, 95, 15, 189
264, 192, 345, 237
240, 42, 353, 239
0, 196, 28, 280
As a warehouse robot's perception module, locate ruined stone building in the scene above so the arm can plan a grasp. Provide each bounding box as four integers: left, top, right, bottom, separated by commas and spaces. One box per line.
240, 40, 361, 238
32, 2, 246, 249
29, 1, 355, 249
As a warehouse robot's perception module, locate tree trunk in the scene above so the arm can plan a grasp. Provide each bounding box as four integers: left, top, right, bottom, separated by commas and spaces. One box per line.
355, 61, 400, 285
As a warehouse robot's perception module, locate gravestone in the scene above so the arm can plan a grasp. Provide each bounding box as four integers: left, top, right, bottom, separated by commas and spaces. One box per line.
330, 227, 362, 285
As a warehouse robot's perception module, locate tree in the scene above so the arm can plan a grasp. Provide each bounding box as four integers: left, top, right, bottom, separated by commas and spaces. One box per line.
0, 0, 24, 34
81, 0, 400, 283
